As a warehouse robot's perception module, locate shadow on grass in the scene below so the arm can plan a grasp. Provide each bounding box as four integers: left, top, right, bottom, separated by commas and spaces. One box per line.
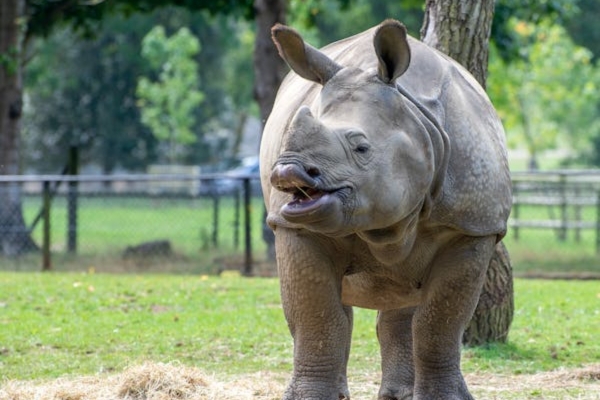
462, 341, 555, 374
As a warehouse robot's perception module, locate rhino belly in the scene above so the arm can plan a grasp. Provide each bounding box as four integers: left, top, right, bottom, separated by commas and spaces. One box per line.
341, 273, 421, 311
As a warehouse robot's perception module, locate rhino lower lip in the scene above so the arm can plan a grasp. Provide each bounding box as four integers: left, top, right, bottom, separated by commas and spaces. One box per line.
282, 186, 348, 220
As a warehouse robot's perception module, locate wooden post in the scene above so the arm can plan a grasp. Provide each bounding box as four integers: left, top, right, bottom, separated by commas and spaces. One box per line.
512, 184, 519, 241
67, 145, 79, 253
596, 191, 600, 254
212, 192, 219, 248
559, 174, 567, 241
233, 187, 240, 250
574, 186, 581, 243
42, 181, 52, 271
242, 177, 253, 276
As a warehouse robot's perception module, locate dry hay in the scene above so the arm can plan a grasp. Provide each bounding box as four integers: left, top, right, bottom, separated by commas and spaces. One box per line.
0, 362, 285, 400
1, 362, 599, 400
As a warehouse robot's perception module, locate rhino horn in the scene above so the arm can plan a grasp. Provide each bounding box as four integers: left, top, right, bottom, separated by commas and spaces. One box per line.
285, 106, 323, 151
271, 23, 342, 85
373, 19, 411, 83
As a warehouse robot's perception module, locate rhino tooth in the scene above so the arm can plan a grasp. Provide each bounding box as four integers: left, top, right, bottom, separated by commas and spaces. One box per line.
294, 187, 324, 203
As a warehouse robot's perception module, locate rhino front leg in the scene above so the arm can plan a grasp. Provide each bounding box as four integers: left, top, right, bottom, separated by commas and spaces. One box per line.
377, 308, 416, 400
412, 235, 496, 400
276, 228, 353, 400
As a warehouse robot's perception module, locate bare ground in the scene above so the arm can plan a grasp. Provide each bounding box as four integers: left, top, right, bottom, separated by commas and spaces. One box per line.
1, 362, 599, 400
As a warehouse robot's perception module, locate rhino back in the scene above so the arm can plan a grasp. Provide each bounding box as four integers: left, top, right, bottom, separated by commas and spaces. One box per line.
261, 28, 511, 238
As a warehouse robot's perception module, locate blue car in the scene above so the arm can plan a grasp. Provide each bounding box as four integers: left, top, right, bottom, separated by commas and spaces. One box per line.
200, 158, 262, 196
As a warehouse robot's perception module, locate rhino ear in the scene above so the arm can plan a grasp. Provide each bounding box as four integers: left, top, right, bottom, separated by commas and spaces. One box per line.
374, 19, 411, 83
271, 24, 342, 85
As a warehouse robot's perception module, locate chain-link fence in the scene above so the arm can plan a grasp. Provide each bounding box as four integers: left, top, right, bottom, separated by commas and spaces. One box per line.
5, 170, 600, 275
0, 174, 271, 274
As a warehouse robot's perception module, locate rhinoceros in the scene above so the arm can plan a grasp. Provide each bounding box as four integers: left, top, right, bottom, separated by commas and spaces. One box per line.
259, 19, 511, 400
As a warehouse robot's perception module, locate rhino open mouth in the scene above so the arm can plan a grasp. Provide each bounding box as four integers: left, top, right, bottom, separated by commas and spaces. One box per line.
270, 163, 343, 220
282, 186, 343, 222
286, 186, 328, 211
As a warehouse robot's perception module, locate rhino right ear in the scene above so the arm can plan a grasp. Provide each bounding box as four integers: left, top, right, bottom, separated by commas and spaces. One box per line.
271, 24, 342, 85
374, 19, 411, 83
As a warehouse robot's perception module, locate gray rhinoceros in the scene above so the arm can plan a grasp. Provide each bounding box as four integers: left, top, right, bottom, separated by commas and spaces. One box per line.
259, 19, 511, 400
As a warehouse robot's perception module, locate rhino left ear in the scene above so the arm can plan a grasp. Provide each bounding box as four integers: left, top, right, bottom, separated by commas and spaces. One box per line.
374, 20, 411, 83
272, 24, 342, 85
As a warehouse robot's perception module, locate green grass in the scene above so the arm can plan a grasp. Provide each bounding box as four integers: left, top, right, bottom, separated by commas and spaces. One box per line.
463, 279, 600, 374
1, 272, 598, 383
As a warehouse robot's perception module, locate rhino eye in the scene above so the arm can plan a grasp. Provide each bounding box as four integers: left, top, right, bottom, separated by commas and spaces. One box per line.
354, 144, 370, 154
346, 131, 369, 151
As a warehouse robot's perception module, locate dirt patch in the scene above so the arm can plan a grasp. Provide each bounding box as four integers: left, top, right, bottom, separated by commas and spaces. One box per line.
1, 362, 599, 400
464, 365, 600, 399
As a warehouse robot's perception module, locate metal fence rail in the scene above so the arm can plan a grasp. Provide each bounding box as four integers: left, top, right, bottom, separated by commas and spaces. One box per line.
0, 173, 263, 274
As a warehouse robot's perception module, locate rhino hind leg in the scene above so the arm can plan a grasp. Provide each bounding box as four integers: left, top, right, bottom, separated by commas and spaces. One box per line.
377, 308, 416, 400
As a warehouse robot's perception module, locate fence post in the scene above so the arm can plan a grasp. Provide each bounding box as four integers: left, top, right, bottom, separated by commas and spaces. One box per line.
67, 145, 79, 253
596, 191, 600, 255
512, 183, 519, 241
42, 181, 52, 271
559, 173, 567, 241
242, 177, 253, 276
212, 192, 219, 248
574, 186, 581, 243
233, 188, 240, 250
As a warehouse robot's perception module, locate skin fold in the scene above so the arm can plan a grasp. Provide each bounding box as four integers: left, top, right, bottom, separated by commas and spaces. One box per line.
260, 19, 512, 400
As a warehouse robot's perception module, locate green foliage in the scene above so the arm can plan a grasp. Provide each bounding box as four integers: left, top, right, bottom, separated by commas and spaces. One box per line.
23, 17, 159, 173
0, 47, 19, 75
288, 0, 423, 46
492, 0, 579, 62
23, 8, 248, 172
136, 26, 204, 163
488, 18, 600, 167
565, 0, 600, 61
0, 273, 598, 387
25, 0, 255, 39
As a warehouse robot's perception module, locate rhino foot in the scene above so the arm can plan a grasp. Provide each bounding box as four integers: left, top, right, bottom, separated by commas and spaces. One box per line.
378, 387, 413, 400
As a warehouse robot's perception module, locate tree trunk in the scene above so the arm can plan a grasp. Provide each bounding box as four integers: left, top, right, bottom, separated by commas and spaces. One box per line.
463, 242, 514, 345
253, 0, 287, 265
421, 0, 514, 346
421, 0, 494, 89
0, 0, 38, 256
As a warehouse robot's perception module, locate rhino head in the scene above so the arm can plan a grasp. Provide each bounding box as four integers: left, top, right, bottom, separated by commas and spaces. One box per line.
267, 20, 448, 243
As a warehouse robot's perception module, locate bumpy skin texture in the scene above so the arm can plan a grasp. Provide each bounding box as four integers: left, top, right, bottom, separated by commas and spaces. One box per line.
260, 20, 511, 400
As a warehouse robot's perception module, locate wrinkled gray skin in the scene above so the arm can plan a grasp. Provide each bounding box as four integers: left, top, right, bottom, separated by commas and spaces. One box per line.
260, 20, 511, 400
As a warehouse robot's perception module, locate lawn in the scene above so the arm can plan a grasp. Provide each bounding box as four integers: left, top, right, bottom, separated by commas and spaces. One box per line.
0, 272, 598, 398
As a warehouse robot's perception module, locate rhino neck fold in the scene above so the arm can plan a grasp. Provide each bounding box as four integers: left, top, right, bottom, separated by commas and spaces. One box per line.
357, 207, 420, 265
395, 83, 450, 209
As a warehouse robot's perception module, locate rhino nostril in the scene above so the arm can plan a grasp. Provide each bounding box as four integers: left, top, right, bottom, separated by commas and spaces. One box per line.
306, 167, 320, 178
